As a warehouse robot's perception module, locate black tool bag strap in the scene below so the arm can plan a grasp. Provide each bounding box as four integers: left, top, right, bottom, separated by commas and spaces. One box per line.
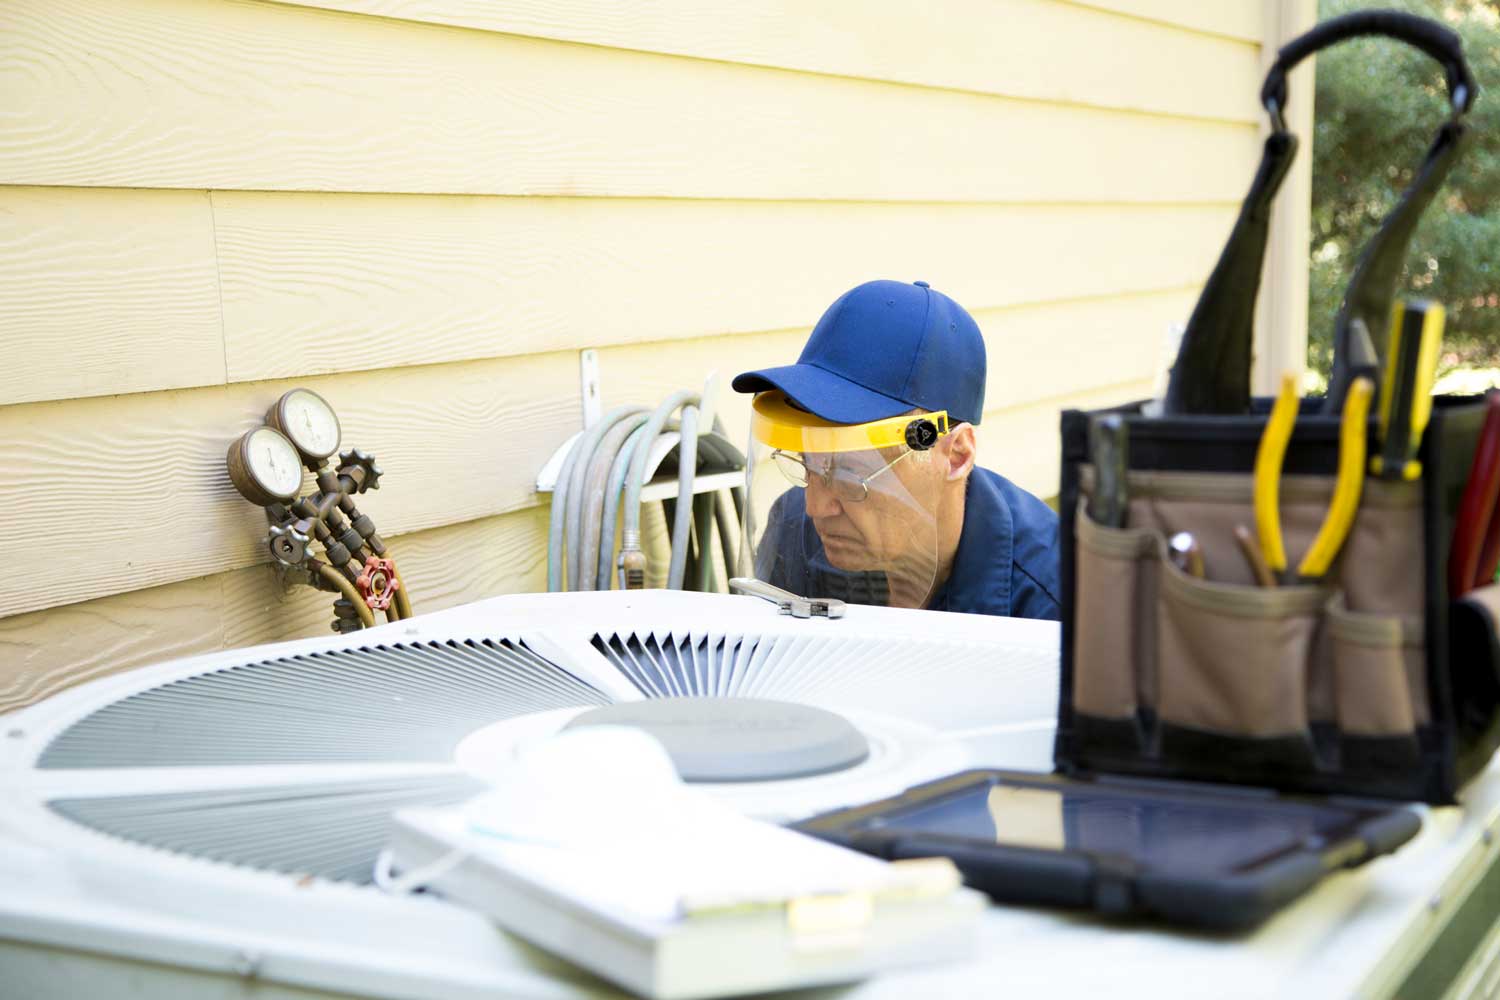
1164, 10, 1476, 416
1161, 131, 1298, 415
1326, 120, 1469, 412
1262, 10, 1476, 118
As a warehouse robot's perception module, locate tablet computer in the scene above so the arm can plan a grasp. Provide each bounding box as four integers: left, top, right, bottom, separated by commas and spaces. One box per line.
794, 769, 1421, 929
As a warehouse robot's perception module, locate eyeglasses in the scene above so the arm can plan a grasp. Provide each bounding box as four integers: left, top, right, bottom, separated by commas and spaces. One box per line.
771, 449, 914, 503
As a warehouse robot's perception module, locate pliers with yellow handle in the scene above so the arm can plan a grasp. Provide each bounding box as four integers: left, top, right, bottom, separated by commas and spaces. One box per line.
1253, 372, 1375, 586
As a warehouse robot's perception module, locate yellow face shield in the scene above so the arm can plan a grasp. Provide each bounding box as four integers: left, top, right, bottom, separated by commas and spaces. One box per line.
750, 391, 951, 453
741, 391, 951, 610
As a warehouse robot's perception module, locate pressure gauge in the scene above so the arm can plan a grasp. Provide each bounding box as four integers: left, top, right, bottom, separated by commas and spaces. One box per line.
227, 426, 305, 506
267, 388, 341, 464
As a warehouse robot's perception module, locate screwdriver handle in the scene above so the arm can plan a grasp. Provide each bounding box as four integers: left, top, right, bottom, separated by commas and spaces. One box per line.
1089, 415, 1129, 528
1374, 300, 1444, 481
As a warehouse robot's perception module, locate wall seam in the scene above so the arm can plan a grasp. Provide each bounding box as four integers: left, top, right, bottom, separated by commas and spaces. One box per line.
205, 190, 231, 386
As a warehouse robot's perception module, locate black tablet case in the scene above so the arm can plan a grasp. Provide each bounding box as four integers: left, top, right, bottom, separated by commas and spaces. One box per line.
797, 769, 1420, 929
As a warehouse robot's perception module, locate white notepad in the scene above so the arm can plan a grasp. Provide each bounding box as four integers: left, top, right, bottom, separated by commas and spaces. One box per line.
384, 728, 983, 999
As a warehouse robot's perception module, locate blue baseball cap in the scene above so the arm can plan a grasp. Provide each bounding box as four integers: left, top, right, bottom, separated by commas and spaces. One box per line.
732, 280, 986, 426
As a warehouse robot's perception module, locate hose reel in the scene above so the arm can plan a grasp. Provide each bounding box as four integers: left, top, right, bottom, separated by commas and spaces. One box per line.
541, 378, 747, 594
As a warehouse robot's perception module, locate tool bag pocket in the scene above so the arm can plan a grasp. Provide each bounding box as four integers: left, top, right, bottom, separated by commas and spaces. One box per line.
1326, 593, 1424, 770
1154, 563, 1322, 773
1073, 505, 1157, 755
1070, 469, 1347, 779
1336, 484, 1427, 615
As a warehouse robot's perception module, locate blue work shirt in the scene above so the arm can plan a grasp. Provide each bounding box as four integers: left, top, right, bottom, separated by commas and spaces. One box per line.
756, 466, 1061, 620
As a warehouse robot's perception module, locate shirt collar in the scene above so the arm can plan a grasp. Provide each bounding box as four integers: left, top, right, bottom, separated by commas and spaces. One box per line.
928, 470, 1013, 616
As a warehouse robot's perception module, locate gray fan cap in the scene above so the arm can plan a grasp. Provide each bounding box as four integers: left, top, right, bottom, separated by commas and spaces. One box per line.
565, 697, 870, 782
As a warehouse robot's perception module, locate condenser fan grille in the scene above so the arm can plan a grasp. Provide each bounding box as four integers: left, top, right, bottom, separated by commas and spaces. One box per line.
592, 632, 759, 698
592, 630, 1053, 729
39, 638, 611, 769
51, 774, 482, 884
22, 595, 1056, 892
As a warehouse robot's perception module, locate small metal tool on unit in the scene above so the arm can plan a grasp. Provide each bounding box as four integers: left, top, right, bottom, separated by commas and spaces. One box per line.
730, 578, 847, 619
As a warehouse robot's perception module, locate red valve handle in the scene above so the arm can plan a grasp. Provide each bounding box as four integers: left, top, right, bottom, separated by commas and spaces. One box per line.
355, 556, 401, 611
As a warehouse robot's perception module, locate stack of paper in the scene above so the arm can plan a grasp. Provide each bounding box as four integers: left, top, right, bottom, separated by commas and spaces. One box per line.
384, 728, 983, 999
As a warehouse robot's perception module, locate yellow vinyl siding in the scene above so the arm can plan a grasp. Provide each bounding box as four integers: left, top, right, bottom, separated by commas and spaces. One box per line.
0, 507, 550, 711
0, 0, 1301, 712
0, 188, 225, 405
214, 198, 1234, 387
265, 0, 1263, 122
0, 353, 580, 619
2, 189, 1235, 406
1068, 1, 1264, 41
3, 1, 1257, 201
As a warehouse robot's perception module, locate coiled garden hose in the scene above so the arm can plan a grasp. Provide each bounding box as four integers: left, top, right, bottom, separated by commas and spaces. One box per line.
713, 488, 739, 582
692, 492, 716, 592
545, 390, 746, 594
547, 405, 646, 591
576, 413, 648, 591
619, 390, 699, 589
564, 405, 648, 591
597, 420, 656, 590
664, 404, 700, 591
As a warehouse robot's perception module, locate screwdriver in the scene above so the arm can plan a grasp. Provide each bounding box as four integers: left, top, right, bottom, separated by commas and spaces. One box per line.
1373, 300, 1444, 481
1089, 415, 1129, 528
1169, 532, 1206, 578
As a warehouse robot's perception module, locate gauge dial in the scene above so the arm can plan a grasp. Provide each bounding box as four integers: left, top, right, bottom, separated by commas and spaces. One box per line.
268, 388, 341, 463
227, 427, 305, 506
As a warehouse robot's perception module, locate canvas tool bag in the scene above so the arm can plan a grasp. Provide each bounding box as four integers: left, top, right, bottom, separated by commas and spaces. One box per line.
1055, 11, 1500, 804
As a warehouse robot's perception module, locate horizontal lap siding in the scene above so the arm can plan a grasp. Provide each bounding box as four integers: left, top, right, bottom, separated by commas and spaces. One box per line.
212, 197, 1233, 386
0, 355, 580, 619
0, 0, 1271, 711
1, 0, 1257, 201
1, 189, 1235, 404
0, 188, 225, 405
264, 0, 1262, 122
1067, 1, 1263, 41
0, 508, 550, 712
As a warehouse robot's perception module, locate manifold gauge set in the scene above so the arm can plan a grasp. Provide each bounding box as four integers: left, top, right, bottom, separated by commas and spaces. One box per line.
227, 388, 414, 631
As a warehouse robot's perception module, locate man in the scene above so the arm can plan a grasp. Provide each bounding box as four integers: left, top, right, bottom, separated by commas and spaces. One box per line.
732, 279, 1061, 620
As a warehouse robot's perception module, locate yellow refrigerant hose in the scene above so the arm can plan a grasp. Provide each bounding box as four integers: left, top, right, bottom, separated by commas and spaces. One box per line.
315, 560, 378, 629
391, 562, 414, 621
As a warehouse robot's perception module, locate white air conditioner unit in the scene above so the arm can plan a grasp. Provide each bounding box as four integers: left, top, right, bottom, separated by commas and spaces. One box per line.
0, 590, 1059, 999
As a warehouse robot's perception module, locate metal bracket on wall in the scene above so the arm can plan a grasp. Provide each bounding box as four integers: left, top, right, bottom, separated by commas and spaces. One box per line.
580, 349, 602, 429
534, 355, 740, 499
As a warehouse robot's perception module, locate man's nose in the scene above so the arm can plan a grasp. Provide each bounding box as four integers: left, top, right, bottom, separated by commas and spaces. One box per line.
804, 475, 844, 517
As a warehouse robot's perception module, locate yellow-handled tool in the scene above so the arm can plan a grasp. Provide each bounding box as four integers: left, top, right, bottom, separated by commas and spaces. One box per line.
1253, 373, 1375, 585
1252, 375, 1300, 578
1373, 299, 1444, 481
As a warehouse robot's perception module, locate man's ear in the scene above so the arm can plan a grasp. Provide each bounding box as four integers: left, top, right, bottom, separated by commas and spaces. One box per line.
942, 423, 977, 481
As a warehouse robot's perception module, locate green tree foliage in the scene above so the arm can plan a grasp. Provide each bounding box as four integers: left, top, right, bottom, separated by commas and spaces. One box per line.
1310, 0, 1500, 375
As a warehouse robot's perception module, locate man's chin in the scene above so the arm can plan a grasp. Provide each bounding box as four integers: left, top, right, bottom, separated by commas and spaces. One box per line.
818, 534, 877, 572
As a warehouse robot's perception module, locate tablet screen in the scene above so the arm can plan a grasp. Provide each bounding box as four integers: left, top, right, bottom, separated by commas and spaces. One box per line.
856, 778, 1366, 876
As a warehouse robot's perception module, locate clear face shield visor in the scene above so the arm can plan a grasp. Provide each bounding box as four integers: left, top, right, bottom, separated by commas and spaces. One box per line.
740, 391, 950, 609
